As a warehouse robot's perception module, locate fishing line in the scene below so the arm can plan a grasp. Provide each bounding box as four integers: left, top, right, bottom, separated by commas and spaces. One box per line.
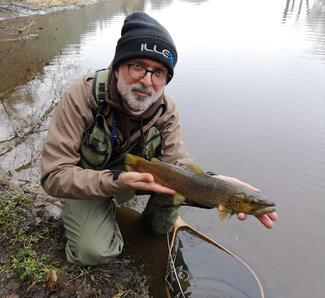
176, 225, 265, 298
166, 233, 186, 298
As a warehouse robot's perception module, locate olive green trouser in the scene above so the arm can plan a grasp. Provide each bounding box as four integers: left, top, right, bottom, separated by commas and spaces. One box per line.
61, 194, 181, 266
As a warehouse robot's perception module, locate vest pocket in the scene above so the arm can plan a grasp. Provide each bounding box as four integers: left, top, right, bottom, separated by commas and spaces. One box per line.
141, 126, 164, 160
79, 122, 112, 170
79, 124, 163, 171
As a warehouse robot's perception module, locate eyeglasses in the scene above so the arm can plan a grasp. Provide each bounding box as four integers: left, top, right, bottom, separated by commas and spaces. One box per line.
126, 63, 171, 86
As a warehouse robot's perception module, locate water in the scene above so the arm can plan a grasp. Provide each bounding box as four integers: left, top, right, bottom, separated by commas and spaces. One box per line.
0, 0, 324, 297
166, 229, 263, 297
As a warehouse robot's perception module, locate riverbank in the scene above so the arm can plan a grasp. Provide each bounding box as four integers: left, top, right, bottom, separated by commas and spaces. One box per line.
16, 0, 90, 8
0, 0, 93, 14
0, 0, 96, 21
0, 178, 149, 297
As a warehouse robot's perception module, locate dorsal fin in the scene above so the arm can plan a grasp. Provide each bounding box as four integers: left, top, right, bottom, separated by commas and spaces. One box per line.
150, 157, 161, 163
184, 163, 205, 174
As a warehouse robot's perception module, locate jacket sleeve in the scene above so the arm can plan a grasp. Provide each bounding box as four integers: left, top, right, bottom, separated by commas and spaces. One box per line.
157, 97, 193, 166
40, 77, 125, 200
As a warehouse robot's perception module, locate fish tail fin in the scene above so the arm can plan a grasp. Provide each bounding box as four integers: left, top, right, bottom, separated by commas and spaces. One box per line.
125, 153, 143, 172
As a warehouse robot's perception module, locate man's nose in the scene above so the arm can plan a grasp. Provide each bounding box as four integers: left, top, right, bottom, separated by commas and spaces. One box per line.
139, 72, 153, 87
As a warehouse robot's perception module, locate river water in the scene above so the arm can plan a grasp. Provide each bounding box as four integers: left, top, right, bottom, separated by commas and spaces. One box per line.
0, 0, 324, 297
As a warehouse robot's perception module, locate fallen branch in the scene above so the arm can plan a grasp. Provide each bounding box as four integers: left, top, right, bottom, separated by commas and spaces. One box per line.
18, 19, 34, 32
0, 20, 33, 34
0, 4, 20, 14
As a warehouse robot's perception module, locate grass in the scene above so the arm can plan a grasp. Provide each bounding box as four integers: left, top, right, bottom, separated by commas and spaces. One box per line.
0, 191, 32, 226
0, 191, 60, 292
0, 190, 149, 297
11, 247, 48, 282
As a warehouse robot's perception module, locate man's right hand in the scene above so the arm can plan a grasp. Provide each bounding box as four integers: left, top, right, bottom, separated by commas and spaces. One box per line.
118, 172, 176, 195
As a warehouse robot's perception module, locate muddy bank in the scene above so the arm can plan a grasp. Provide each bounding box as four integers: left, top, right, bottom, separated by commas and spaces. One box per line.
0, 0, 94, 19
13, 0, 90, 8
0, 179, 150, 297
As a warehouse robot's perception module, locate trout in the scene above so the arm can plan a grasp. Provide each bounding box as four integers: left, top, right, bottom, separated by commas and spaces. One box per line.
125, 154, 276, 220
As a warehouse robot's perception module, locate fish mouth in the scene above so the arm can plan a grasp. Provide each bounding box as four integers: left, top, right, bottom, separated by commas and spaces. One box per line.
254, 206, 277, 215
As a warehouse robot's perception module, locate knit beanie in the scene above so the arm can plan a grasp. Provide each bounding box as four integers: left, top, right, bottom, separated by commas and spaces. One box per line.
112, 12, 177, 78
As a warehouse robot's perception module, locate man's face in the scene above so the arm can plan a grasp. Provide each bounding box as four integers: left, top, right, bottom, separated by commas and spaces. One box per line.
115, 59, 167, 115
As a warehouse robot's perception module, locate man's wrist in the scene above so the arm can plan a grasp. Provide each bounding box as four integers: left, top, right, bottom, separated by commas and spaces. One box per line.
112, 170, 124, 181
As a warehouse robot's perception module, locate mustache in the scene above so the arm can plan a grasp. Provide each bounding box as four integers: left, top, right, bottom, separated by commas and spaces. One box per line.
131, 84, 153, 96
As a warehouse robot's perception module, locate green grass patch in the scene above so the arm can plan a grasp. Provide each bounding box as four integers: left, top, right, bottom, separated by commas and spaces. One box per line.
0, 191, 33, 227
0, 190, 148, 297
11, 247, 48, 282
0, 191, 59, 289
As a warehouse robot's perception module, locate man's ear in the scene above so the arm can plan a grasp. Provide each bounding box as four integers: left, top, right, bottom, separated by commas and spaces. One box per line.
114, 69, 118, 79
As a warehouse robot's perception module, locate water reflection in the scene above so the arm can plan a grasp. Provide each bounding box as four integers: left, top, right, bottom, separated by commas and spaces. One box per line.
117, 207, 263, 298
282, 0, 325, 58
150, 0, 173, 10
114, 0, 145, 12
282, 0, 311, 21
0, 0, 136, 94
166, 230, 263, 298
307, 0, 325, 58
180, 0, 209, 3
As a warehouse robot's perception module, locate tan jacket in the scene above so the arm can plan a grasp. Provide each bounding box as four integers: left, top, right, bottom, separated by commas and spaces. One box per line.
41, 71, 192, 200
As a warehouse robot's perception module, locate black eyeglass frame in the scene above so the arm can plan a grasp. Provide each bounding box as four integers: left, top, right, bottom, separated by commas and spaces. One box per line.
126, 62, 172, 86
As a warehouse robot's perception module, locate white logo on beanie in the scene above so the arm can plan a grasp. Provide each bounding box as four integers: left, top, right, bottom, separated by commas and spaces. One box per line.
140, 43, 174, 64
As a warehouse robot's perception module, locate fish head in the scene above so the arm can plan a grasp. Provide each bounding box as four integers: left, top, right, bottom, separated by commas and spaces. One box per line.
230, 192, 276, 216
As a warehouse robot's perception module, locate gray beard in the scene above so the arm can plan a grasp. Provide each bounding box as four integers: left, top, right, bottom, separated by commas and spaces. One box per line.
117, 80, 163, 116
121, 94, 154, 116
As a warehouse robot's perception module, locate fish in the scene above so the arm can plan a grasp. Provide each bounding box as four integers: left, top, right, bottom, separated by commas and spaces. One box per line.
125, 153, 276, 220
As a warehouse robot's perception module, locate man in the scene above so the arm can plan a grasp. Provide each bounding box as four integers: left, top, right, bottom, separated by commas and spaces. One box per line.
41, 12, 277, 266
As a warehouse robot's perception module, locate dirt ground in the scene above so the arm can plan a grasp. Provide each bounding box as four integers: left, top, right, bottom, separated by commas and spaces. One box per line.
0, 179, 150, 297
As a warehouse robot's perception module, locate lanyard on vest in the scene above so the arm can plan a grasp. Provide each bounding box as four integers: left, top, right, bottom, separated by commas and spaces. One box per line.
111, 112, 119, 154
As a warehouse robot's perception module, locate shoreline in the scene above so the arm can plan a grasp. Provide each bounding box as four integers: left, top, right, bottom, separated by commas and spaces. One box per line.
0, 0, 96, 20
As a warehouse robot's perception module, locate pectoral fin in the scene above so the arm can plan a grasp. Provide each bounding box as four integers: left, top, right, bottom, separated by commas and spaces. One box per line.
173, 193, 186, 205
218, 204, 233, 221
150, 157, 161, 163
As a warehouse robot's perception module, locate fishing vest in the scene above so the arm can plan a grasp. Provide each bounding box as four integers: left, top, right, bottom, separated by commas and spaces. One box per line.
78, 69, 164, 171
